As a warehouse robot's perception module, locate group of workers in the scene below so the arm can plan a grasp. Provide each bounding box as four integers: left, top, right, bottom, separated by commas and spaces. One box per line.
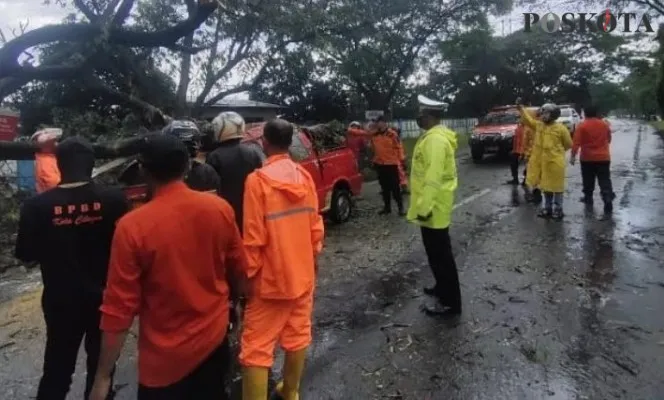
16, 114, 323, 400
29, 90, 618, 399
508, 99, 615, 218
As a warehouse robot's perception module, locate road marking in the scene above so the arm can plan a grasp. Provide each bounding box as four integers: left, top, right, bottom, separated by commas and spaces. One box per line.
453, 188, 492, 210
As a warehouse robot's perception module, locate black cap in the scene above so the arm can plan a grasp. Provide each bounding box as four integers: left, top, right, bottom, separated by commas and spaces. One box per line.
137, 133, 189, 165
55, 136, 94, 159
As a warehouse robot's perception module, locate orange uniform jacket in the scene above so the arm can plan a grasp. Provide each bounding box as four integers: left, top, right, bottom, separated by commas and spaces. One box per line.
243, 154, 324, 300
34, 152, 61, 193
572, 118, 611, 161
100, 182, 247, 387
512, 125, 525, 154
371, 129, 404, 166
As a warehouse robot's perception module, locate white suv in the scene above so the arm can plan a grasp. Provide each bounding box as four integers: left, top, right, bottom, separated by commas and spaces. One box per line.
558, 107, 581, 135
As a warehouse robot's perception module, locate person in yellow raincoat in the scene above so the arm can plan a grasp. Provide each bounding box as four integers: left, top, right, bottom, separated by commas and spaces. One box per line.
521, 108, 542, 203
407, 98, 461, 318
518, 102, 573, 220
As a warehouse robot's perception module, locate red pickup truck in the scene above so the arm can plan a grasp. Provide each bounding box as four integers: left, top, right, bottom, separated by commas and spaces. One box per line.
99, 122, 363, 223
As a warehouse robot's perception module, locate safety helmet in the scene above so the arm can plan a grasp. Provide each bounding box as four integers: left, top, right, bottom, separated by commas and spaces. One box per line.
162, 119, 201, 157
349, 121, 361, 128
31, 127, 63, 144
540, 103, 560, 120
211, 111, 245, 142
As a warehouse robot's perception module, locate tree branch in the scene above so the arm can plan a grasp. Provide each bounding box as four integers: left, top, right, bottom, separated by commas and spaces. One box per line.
111, 0, 136, 26
73, 0, 100, 22
0, 0, 217, 79
83, 74, 168, 126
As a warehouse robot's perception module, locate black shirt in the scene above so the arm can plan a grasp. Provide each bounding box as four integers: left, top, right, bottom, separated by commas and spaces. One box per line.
206, 139, 264, 232
185, 160, 221, 192
15, 183, 129, 304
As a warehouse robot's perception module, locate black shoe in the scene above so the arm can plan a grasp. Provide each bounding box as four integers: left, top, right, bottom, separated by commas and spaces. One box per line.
421, 303, 462, 318
506, 179, 519, 185
552, 209, 564, 220
378, 209, 391, 215
398, 209, 407, 216
579, 196, 593, 205
423, 286, 439, 297
521, 180, 527, 187
538, 208, 552, 219
603, 202, 613, 214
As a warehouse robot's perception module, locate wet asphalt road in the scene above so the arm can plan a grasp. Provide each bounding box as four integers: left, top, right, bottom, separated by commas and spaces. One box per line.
1, 119, 663, 399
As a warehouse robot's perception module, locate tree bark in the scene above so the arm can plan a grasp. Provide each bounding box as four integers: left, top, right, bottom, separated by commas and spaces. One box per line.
175, 33, 194, 117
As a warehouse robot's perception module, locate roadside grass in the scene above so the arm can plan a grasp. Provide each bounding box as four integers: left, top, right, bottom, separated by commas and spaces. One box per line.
649, 120, 664, 133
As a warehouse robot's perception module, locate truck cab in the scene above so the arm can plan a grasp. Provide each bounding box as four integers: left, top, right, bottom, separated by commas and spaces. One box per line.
243, 122, 363, 223
469, 105, 520, 162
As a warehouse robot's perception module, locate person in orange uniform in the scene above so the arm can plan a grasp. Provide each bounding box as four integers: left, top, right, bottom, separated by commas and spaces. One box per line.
32, 128, 63, 193
346, 121, 370, 164
570, 105, 615, 214
240, 119, 324, 400
90, 134, 247, 400
394, 127, 409, 194
371, 116, 406, 215
507, 122, 528, 185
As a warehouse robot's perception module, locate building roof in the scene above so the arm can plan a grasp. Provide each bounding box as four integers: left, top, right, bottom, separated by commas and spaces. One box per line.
208, 99, 285, 109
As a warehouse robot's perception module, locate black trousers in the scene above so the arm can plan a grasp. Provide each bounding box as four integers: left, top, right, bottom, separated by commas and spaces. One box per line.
580, 161, 614, 202
375, 164, 403, 210
510, 153, 527, 181
37, 296, 113, 400
420, 227, 462, 311
138, 338, 230, 400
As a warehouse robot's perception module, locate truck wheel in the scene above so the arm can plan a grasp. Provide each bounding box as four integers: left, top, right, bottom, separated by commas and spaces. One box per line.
330, 188, 352, 223
471, 146, 483, 163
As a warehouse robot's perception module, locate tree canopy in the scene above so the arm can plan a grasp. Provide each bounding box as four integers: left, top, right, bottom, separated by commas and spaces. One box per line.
0, 0, 661, 134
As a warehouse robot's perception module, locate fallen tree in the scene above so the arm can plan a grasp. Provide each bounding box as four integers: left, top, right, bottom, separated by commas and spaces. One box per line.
0, 0, 218, 124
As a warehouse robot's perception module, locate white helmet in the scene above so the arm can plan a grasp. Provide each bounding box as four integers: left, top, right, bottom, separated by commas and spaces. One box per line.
211, 111, 245, 142
349, 121, 361, 128
31, 128, 63, 144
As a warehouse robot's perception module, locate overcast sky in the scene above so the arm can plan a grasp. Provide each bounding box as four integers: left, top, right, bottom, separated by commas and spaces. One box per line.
0, 0, 74, 37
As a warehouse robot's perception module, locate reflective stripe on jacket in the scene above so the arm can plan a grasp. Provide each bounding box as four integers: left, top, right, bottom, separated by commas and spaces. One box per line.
407, 125, 458, 229
243, 154, 324, 300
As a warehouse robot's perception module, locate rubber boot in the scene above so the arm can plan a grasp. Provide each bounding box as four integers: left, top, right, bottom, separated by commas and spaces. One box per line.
242, 367, 269, 400
271, 348, 308, 400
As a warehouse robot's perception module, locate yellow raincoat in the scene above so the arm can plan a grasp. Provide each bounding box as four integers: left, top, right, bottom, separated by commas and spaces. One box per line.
520, 107, 572, 193
407, 125, 458, 229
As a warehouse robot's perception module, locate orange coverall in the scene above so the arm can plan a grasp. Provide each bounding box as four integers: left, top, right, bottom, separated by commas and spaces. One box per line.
371, 129, 403, 166
397, 139, 407, 187
240, 153, 324, 368
34, 152, 61, 193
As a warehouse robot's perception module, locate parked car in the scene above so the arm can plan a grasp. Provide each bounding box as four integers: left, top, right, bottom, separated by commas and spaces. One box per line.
469, 105, 521, 162
558, 106, 581, 135
96, 122, 364, 224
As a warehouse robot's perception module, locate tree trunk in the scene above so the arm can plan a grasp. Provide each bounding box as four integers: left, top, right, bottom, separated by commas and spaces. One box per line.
175, 33, 194, 117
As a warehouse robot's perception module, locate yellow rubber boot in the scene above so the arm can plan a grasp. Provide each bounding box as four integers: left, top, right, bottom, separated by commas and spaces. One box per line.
274, 348, 308, 400
242, 367, 269, 400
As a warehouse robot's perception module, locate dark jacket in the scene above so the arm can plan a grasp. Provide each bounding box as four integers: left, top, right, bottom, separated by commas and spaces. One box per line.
185, 160, 221, 192
206, 139, 264, 232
